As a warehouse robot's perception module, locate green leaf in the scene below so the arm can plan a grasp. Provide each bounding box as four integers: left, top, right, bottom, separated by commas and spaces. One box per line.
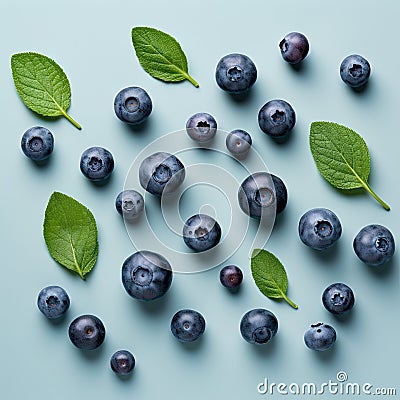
131, 26, 199, 88
43, 192, 98, 280
251, 249, 298, 309
11, 52, 81, 129
310, 121, 390, 211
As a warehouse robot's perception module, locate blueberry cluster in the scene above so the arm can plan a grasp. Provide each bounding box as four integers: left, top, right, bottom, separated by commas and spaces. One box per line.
32, 29, 396, 376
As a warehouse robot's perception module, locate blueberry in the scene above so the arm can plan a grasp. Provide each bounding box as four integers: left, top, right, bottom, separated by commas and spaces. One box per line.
279, 32, 309, 64
183, 214, 222, 252
115, 190, 144, 221
121, 250, 173, 301
171, 309, 206, 342
114, 86, 152, 125
110, 350, 135, 375
353, 224, 395, 266
80, 146, 114, 182
298, 208, 342, 250
219, 265, 243, 289
37, 285, 70, 319
68, 314, 106, 350
322, 283, 355, 315
340, 54, 371, 88
258, 99, 296, 139
215, 53, 257, 94
238, 172, 288, 219
186, 112, 217, 142
21, 126, 54, 161
226, 129, 252, 157
139, 152, 185, 196
240, 309, 278, 345
304, 322, 336, 351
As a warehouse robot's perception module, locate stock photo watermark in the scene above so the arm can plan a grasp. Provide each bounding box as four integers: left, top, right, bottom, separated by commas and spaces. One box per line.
257, 371, 397, 397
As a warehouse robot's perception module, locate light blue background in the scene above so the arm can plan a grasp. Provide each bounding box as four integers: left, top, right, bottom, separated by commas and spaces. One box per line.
1, 1, 398, 399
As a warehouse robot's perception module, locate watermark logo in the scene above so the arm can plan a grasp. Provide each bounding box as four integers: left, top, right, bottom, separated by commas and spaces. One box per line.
257, 371, 397, 396
122, 129, 276, 273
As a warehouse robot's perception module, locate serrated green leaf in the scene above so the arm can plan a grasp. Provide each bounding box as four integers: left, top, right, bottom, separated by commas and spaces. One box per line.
251, 249, 298, 309
310, 121, 390, 210
11, 52, 81, 129
131, 27, 199, 87
43, 192, 98, 280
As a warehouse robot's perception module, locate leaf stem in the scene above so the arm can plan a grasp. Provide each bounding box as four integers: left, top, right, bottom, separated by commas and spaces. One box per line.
184, 72, 199, 88
282, 293, 298, 309
361, 181, 390, 211
61, 109, 82, 130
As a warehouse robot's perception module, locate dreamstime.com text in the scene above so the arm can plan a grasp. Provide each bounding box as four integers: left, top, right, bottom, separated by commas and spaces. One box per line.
257, 372, 397, 396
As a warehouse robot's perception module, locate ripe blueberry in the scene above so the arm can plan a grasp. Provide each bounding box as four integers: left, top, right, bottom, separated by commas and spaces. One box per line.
114, 86, 152, 124
121, 251, 173, 301
139, 152, 185, 196
226, 129, 252, 157
115, 190, 144, 221
215, 53, 257, 94
322, 283, 355, 315
353, 224, 395, 266
238, 172, 288, 219
183, 214, 222, 252
340, 54, 371, 88
279, 32, 309, 64
37, 285, 70, 319
304, 322, 336, 351
171, 309, 206, 342
21, 126, 54, 161
110, 350, 136, 375
240, 309, 278, 345
68, 314, 106, 350
80, 146, 114, 182
258, 99, 296, 139
220, 265, 243, 289
186, 112, 217, 142
298, 208, 342, 250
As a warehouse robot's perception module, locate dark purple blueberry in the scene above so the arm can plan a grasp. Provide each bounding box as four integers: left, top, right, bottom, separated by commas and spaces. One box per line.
114, 86, 152, 124
220, 265, 243, 289
238, 172, 288, 219
171, 309, 206, 342
21, 126, 54, 161
110, 350, 136, 375
279, 32, 309, 64
68, 314, 106, 350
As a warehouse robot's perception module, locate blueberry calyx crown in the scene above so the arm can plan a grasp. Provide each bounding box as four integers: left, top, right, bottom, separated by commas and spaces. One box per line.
28, 136, 44, 152
88, 156, 103, 172
226, 65, 243, 82
254, 188, 274, 207
132, 266, 153, 286
252, 326, 272, 344
152, 164, 172, 183
375, 237, 389, 252
271, 110, 286, 125
124, 96, 140, 112
314, 220, 333, 238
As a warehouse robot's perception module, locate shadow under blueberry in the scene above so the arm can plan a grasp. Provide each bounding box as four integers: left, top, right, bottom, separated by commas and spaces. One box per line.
223, 84, 257, 104
312, 344, 338, 362
113, 371, 136, 382
77, 343, 106, 361
306, 240, 343, 266
331, 309, 356, 325
43, 313, 69, 328
174, 334, 206, 353
249, 334, 279, 358
88, 173, 114, 188
30, 155, 54, 168
361, 255, 397, 280
347, 81, 371, 95
132, 290, 173, 317
122, 117, 152, 135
